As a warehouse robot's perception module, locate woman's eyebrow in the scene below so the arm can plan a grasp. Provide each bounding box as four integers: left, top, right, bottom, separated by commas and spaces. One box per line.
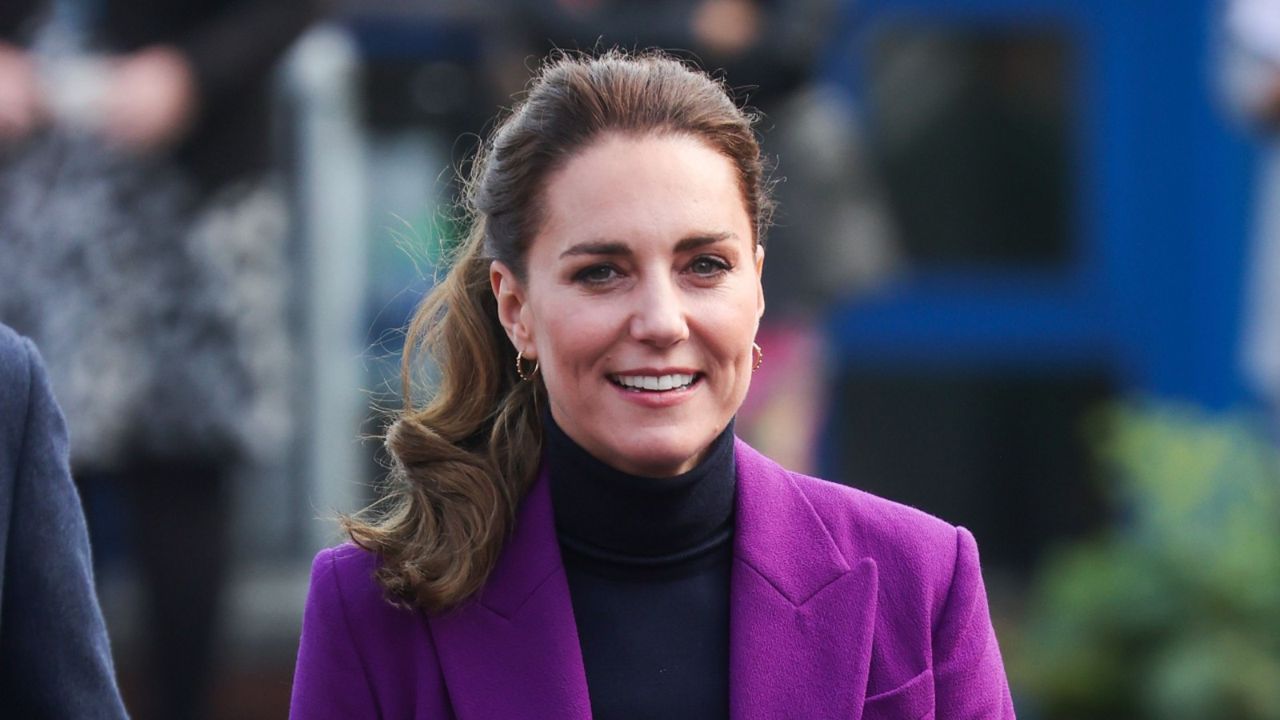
558, 232, 737, 259
560, 241, 630, 259
674, 232, 736, 253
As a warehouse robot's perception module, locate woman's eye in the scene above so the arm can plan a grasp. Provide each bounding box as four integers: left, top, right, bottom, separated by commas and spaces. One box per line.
689, 256, 731, 276
574, 264, 619, 284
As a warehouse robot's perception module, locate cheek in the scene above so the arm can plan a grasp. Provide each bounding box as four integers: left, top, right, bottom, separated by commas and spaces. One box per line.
701, 292, 761, 348
534, 304, 614, 378
692, 322, 757, 391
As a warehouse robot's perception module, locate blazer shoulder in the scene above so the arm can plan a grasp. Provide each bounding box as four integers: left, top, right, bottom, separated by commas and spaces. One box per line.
309, 543, 411, 621
301, 545, 434, 669
790, 472, 957, 550
315, 542, 377, 580
734, 438, 963, 586
295, 543, 446, 717
787, 471, 964, 590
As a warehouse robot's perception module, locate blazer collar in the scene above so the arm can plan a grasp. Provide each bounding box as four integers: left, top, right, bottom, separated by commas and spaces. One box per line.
729, 438, 878, 719
427, 465, 592, 720
429, 443, 878, 720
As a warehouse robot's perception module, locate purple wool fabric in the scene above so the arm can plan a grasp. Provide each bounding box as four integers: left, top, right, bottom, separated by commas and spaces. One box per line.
290, 440, 1015, 719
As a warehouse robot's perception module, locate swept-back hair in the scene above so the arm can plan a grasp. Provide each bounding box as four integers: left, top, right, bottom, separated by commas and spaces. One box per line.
343, 48, 773, 611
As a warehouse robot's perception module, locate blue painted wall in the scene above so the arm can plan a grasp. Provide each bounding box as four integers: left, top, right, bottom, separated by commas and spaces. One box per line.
820, 0, 1256, 410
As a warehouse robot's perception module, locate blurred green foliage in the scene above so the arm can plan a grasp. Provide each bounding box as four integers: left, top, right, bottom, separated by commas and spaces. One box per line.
1016, 401, 1280, 720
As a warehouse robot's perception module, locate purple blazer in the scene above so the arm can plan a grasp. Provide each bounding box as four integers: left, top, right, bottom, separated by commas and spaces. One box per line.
290, 440, 1015, 719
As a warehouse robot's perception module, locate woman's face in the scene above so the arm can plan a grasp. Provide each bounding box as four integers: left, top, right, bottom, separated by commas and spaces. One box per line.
492, 132, 764, 477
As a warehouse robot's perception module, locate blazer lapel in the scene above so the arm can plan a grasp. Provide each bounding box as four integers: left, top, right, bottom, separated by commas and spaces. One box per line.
428, 467, 591, 720
729, 440, 878, 720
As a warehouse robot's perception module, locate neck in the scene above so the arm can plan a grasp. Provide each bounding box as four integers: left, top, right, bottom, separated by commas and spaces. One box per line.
544, 413, 737, 560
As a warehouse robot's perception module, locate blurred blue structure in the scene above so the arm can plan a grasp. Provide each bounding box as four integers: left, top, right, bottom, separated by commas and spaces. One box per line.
820, 0, 1255, 411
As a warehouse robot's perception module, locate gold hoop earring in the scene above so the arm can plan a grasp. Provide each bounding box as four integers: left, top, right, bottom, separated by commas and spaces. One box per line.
516, 350, 539, 381
751, 341, 763, 372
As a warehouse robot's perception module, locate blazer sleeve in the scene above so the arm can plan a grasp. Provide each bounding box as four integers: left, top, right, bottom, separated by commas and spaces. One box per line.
0, 336, 129, 719
932, 526, 1017, 719
290, 547, 381, 719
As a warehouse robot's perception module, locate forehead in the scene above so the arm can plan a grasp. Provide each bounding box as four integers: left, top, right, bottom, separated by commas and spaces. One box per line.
530, 133, 753, 258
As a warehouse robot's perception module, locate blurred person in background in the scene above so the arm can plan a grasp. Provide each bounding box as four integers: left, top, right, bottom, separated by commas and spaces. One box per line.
1, 321, 128, 719
1222, 0, 1280, 412
0, 1, 319, 717
512, 0, 900, 473
291, 50, 1013, 719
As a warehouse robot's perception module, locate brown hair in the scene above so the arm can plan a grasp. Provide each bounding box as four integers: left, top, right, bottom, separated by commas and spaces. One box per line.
343, 48, 773, 611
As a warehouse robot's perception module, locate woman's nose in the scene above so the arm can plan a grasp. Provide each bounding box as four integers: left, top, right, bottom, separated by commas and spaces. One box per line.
628, 276, 689, 347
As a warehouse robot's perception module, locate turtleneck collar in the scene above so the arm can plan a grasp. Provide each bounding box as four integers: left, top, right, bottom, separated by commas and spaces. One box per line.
545, 412, 737, 563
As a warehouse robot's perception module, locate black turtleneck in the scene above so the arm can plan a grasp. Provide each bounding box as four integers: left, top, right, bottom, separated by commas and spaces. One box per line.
545, 413, 735, 720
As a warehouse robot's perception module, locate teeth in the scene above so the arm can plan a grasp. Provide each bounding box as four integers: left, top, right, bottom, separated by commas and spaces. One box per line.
614, 373, 695, 391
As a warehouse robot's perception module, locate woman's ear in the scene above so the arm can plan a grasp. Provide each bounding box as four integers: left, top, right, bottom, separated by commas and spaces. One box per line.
491, 260, 535, 355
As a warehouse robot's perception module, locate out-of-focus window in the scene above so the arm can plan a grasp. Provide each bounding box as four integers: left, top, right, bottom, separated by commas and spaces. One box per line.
865, 26, 1075, 267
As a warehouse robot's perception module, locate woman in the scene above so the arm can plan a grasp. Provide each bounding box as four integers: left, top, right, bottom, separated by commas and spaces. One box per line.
291, 50, 1015, 719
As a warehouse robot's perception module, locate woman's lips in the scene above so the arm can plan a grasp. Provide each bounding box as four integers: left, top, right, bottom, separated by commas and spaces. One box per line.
609, 371, 700, 391
608, 372, 703, 408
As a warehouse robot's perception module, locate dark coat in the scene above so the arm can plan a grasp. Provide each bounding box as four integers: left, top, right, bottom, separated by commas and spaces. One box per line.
0, 322, 128, 718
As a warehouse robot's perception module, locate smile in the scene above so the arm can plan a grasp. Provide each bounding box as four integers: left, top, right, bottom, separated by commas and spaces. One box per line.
610, 373, 699, 392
